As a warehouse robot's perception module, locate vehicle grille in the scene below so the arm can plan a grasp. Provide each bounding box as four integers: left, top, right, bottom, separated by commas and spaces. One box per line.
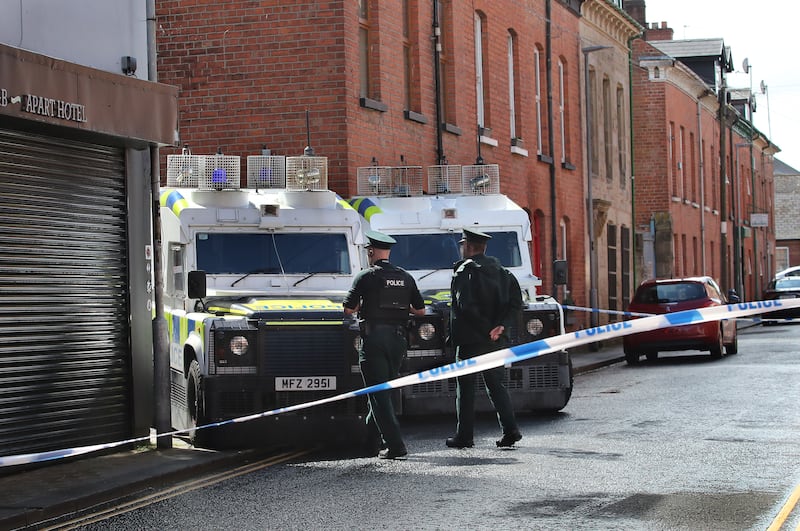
262, 326, 346, 376
220, 390, 255, 416
409, 364, 562, 394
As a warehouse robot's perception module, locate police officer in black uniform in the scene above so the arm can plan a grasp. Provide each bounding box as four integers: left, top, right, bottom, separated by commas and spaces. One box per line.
344, 230, 425, 459
446, 228, 524, 449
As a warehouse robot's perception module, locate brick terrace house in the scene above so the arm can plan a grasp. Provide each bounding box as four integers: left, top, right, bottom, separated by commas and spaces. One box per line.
773, 159, 800, 272
580, 0, 640, 324
155, 0, 600, 313
625, 2, 777, 300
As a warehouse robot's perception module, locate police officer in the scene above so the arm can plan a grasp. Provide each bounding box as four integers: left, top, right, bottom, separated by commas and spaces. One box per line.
344, 230, 425, 459
446, 228, 524, 449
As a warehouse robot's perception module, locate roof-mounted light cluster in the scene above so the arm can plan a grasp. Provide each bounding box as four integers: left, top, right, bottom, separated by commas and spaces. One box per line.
356, 162, 501, 196
428, 165, 463, 194
286, 155, 328, 191
461, 164, 500, 195
166, 148, 241, 190
167, 148, 330, 191
246, 155, 286, 189
356, 165, 424, 196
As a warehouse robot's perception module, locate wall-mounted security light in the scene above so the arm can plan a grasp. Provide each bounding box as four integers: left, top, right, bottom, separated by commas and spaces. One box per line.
121, 56, 137, 76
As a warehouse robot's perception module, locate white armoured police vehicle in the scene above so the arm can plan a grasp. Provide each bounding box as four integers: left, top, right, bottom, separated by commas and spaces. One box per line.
347, 163, 572, 414
161, 149, 367, 447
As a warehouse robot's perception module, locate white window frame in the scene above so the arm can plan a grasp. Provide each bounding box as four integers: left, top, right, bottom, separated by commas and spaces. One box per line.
508, 33, 516, 139
534, 48, 543, 155
558, 59, 566, 163
474, 13, 485, 129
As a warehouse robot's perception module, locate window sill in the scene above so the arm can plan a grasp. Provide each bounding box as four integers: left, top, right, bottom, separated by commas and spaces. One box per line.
480, 135, 498, 147
537, 153, 553, 164
360, 97, 388, 112
511, 145, 529, 157
442, 122, 462, 136
404, 110, 427, 124
562, 160, 576, 171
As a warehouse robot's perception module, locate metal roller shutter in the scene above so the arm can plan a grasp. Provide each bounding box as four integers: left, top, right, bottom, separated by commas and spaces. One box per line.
0, 128, 132, 457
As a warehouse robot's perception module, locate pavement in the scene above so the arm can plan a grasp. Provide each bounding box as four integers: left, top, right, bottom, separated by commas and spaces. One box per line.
0, 343, 628, 531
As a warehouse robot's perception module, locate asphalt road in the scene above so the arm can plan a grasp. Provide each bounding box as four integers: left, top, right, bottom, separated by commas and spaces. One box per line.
72, 323, 800, 530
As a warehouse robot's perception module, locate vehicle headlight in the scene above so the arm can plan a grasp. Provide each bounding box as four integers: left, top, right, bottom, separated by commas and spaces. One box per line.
229, 335, 249, 356
417, 322, 436, 341
526, 318, 544, 336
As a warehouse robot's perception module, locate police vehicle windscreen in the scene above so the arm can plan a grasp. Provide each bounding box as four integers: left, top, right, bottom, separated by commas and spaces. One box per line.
389, 231, 522, 270
196, 232, 350, 274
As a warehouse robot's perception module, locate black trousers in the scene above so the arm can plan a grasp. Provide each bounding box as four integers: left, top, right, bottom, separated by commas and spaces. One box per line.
454, 342, 519, 440
359, 324, 406, 450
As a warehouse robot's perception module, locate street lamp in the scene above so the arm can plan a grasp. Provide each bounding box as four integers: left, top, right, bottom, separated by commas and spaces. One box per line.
582, 45, 611, 332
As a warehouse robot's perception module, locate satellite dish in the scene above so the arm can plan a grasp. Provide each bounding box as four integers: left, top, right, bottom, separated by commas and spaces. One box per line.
760, 80, 767, 94
742, 58, 749, 74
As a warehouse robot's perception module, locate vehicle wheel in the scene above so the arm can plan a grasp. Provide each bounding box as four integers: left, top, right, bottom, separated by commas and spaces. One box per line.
624, 349, 640, 365
645, 351, 658, 362
187, 360, 210, 447
725, 331, 738, 355
709, 326, 724, 359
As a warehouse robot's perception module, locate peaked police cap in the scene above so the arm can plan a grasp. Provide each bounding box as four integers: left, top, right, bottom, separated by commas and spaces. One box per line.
365, 230, 396, 249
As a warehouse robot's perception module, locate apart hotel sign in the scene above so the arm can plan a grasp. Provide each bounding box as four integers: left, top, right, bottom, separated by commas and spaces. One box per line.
1, 88, 87, 124
0, 43, 178, 146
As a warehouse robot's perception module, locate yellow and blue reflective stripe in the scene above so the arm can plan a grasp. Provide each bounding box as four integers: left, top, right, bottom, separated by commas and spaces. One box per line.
347, 197, 382, 222
166, 309, 205, 344
335, 194, 356, 211
160, 188, 190, 217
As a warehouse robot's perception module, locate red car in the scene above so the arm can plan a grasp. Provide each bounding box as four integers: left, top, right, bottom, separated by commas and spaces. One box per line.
623, 277, 739, 364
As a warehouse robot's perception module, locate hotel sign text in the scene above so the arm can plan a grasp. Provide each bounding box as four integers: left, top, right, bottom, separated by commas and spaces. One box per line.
1, 88, 87, 123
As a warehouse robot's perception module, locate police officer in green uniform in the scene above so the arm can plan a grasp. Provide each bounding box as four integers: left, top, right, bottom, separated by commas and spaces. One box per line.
445, 228, 524, 449
344, 230, 425, 459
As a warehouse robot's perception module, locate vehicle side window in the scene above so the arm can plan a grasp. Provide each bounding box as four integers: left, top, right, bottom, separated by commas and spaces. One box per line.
706, 281, 721, 300
167, 243, 185, 296
634, 286, 659, 303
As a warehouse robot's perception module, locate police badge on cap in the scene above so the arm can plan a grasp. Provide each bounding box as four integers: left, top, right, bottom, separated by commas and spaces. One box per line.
365, 229, 397, 249
460, 227, 492, 244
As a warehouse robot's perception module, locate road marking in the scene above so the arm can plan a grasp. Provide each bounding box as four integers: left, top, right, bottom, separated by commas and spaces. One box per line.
767, 482, 800, 531
41, 449, 311, 530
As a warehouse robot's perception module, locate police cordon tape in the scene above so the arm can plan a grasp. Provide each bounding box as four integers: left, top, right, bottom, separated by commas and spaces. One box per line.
561, 304, 653, 318
562, 303, 788, 322
0, 298, 797, 468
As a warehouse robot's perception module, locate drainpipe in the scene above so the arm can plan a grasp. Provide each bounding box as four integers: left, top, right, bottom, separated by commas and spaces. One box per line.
545, 0, 557, 298
147, 0, 171, 449
749, 131, 758, 297
432, 1, 445, 165
718, 65, 729, 293
697, 98, 706, 273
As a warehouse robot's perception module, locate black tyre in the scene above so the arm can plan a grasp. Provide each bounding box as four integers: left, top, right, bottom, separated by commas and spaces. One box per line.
709, 326, 724, 359
725, 331, 738, 355
624, 349, 640, 365
187, 360, 210, 447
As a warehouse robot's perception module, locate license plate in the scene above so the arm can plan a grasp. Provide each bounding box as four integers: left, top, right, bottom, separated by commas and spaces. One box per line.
275, 376, 336, 391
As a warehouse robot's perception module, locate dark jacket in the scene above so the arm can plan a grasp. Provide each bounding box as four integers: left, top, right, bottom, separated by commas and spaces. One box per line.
344, 259, 424, 324
450, 253, 523, 347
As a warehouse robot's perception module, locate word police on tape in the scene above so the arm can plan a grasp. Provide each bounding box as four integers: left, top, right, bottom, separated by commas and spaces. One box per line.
1, 299, 797, 467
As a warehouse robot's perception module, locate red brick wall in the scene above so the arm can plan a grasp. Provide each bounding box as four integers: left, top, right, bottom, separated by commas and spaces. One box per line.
156, 0, 585, 299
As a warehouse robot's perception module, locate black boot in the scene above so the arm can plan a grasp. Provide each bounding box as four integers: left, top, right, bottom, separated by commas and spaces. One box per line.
445, 436, 474, 448
495, 431, 522, 447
